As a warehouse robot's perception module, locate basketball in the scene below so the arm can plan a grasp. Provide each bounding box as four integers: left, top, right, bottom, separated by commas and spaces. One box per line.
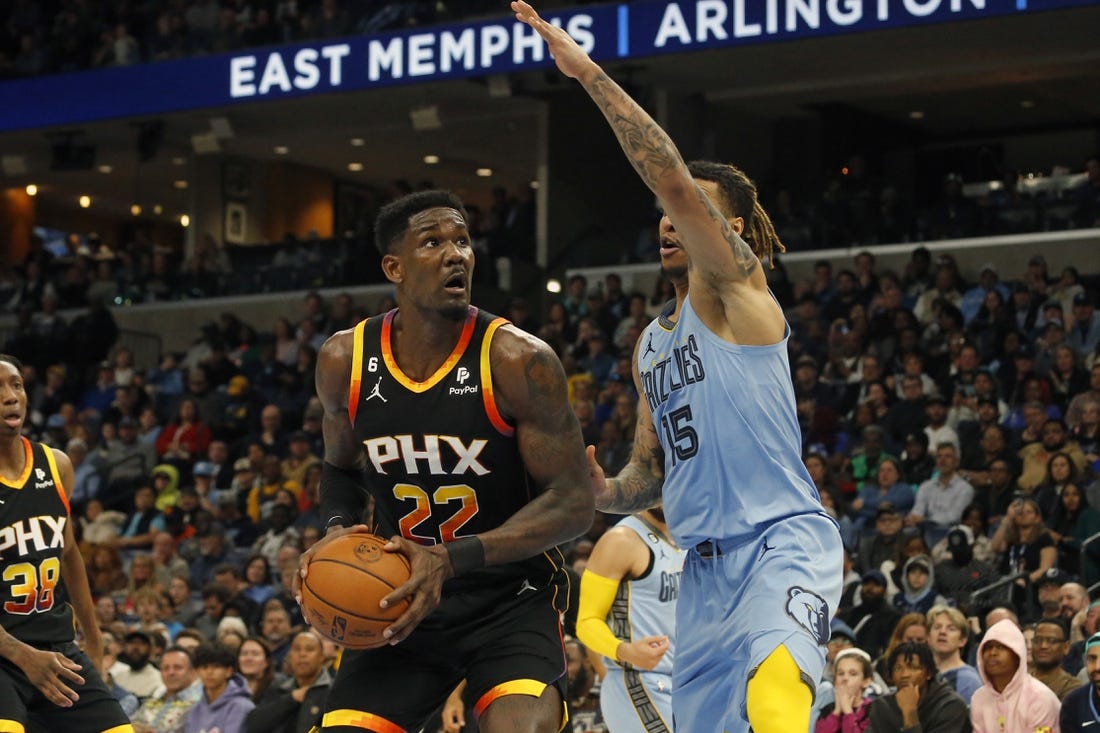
299, 533, 411, 649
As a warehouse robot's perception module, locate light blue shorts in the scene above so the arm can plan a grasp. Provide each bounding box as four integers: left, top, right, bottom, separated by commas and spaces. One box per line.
672, 512, 843, 733
600, 667, 673, 733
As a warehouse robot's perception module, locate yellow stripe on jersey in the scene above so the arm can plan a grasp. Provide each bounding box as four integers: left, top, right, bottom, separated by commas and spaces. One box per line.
321, 709, 406, 732
41, 444, 70, 516
481, 317, 513, 436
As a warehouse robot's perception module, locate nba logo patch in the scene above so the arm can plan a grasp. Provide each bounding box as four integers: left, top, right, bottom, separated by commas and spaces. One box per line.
331, 615, 347, 642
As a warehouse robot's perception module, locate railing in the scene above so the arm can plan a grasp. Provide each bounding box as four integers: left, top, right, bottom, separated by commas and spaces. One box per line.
969, 571, 1034, 619
1082, 530, 1100, 594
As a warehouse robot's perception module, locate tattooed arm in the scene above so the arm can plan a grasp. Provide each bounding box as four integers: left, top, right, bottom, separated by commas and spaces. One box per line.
513, 0, 763, 285
478, 325, 596, 564
588, 336, 664, 513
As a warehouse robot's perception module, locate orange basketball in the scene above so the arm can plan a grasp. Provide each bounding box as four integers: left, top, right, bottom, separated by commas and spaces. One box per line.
299, 532, 411, 649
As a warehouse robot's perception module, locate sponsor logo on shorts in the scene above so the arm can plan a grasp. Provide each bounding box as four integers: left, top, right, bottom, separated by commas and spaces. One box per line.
785, 586, 830, 645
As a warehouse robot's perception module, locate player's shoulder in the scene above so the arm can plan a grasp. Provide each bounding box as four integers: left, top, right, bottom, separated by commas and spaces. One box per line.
489, 323, 563, 375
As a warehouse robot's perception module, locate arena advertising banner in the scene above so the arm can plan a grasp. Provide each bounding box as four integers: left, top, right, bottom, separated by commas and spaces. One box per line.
1, 0, 1096, 132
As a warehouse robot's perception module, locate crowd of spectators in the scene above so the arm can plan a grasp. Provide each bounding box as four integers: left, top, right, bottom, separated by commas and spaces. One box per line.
0, 0, 521, 78
4, 232, 1100, 730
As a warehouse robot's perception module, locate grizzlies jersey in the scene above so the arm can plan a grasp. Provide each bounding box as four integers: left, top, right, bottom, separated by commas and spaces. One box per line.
349, 307, 566, 607
0, 439, 74, 644
637, 296, 825, 548
604, 515, 684, 677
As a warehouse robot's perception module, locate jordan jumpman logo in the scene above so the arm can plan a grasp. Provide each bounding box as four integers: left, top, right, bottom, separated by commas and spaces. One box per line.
365, 377, 387, 403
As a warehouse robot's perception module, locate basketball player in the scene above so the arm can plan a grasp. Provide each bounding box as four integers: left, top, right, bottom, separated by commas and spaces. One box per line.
299, 190, 594, 732
0, 354, 134, 733
514, 4, 844, 732
576, 508, 684, 732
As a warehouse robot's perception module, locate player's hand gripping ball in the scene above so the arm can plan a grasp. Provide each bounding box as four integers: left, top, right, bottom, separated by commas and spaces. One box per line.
299, 533, 411, 649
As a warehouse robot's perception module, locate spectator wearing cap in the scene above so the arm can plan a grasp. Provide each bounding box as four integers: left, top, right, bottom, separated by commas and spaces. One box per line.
1069, 291, 1100, 357
857, 504, 905, 576
814, 647, 879, 733
112, 629, 164, 700
190, 523, 243, 589
99, 414, 158, 504
960, 263, 1010, 325
1018, 418, 1087, 492
840, 569, 902, 660
900, 431, 936, 486
927, 605, 982, 704
220, 374, 263, 445
78, 360, 118, 417
1062, 631, 1100, 732
907, 443, 974, 546
299, 400, 325, 458
190, 460, 217, 510
935, 519, 1000, 613
880, 374, 929, 449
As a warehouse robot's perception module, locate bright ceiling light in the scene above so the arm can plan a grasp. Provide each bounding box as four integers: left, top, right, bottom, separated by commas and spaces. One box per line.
274, 145, 289, 155
131, 204, 142, 216
423, 154, 440, 165
174, 180, 189, 189
180, 214, 190, 227
348, 163, 364, 172
153, 204, 163, 215
98, 164, 113, 174
546, 278, 562, 293
350, 138, 365, 147
78, 195, 91, 208
25, 184, 37, 196
476, 168, 492, 177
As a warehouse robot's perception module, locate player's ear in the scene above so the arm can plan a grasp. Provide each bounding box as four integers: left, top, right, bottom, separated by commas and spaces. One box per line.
729, 216, 745, 236
381, 253, 403, 284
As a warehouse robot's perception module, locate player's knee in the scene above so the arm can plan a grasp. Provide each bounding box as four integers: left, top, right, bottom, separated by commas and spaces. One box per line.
745, 645, 812, 733
478, 686, 564, 733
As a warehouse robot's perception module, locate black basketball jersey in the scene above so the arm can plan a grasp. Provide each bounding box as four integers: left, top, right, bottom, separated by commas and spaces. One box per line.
0, 439, 74, 644
349, 307, 566, 600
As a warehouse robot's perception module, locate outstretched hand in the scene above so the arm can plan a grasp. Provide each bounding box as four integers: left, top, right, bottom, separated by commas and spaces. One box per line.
511, 0, 596, 80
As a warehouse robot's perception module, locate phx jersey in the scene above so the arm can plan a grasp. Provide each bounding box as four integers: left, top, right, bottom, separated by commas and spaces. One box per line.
349, 307, 566, 615
0, 439, 73, 644
637, 296, 827, 548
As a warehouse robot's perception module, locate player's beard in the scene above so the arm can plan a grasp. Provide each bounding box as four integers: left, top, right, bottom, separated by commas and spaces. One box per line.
661, 262, 688, 282
650, 507, 665, 524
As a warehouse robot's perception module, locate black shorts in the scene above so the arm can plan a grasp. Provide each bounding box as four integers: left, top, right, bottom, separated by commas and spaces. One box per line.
322, 578, 568, 731
0, 642, 132, 733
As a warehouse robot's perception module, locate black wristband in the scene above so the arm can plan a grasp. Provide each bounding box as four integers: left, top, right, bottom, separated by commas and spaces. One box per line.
320, 461, 366, 527
444, 536, 485, 577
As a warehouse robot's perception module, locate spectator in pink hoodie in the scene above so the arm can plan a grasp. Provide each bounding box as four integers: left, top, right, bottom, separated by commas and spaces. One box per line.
970, 618, 1061, 733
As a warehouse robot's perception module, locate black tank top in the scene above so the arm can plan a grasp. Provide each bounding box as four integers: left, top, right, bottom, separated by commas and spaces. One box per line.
0, 439, 75, 644
349, 307, 566, 608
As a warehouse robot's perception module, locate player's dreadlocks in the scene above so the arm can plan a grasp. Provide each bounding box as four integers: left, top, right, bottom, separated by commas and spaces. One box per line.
687, 160, 786, 268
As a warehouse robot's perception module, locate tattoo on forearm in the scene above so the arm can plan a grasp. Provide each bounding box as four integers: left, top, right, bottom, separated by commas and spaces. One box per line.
586, 71, 681, 191
599, 425, 663, 513
698, 187, 760, 278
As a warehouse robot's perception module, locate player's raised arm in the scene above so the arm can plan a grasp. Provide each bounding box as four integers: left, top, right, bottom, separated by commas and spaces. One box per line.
512, 0, 764, 286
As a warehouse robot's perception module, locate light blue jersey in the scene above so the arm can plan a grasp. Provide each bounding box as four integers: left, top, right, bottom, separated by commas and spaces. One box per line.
637, 296, 824, 548
637, 296, 843, 733
600, 515, 685, 733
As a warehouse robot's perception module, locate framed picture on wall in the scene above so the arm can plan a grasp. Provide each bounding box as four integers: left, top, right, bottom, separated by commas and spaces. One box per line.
225, 201, 247, 244
223, 161, 251, 199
